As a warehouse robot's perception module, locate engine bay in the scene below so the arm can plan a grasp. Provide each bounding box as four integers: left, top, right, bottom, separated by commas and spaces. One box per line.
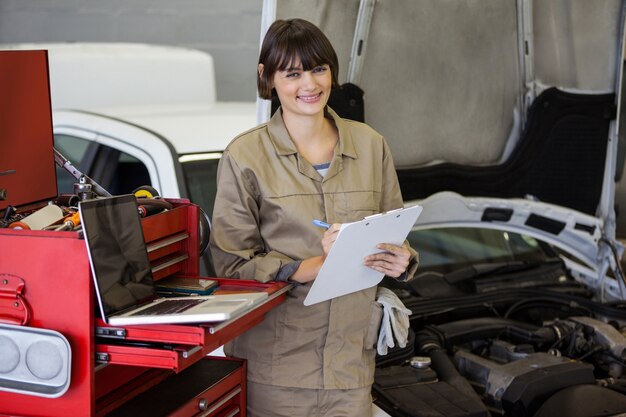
374, 260, 626, 417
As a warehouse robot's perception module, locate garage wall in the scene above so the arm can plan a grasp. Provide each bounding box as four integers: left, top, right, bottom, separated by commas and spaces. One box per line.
0, 0, 262, 101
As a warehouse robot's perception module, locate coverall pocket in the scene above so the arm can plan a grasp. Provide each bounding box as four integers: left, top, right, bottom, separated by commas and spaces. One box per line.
335, 191, 379, 221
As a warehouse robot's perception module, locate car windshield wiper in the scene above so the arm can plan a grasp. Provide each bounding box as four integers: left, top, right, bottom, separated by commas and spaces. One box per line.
443, 259, 559, 285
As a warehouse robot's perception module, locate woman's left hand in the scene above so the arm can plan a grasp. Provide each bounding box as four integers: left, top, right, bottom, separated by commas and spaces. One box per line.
363, 242, 411, 278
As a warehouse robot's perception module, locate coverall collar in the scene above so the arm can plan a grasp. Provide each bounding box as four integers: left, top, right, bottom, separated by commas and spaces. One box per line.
267, 106, 359, 160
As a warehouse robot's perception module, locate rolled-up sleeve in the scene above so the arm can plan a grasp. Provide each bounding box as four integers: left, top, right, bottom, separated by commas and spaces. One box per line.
209, 151, 294, 282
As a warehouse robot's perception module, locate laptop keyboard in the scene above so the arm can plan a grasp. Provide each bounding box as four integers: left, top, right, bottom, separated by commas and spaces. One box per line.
131, 298, 207, 316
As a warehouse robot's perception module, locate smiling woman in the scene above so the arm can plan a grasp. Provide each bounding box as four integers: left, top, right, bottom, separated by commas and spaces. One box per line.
209, 18, 418, 417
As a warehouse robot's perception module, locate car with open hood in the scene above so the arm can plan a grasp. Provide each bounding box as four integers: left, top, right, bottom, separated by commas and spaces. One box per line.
263, 1, 626, 416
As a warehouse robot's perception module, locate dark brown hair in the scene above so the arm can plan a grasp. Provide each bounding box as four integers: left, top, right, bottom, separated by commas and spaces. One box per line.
257, 18, 339, 99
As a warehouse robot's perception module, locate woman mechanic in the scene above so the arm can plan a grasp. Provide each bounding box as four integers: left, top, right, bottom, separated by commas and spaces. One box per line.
209, 18, 418, 417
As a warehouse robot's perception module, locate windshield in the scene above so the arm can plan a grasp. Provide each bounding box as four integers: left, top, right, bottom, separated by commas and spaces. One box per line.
180, 153, 221, 276
407, 227, 555, 275
180, 154, 221, 221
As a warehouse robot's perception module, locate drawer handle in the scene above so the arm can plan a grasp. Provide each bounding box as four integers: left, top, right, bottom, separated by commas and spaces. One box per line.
151, 253, 189, 273
197, 386, 242, 416
146, 232, 189, 253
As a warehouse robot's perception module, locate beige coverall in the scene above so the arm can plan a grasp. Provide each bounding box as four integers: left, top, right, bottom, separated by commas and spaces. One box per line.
209, 107, 418, 416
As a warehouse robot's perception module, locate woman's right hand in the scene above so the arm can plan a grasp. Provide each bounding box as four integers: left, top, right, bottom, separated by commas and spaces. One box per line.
290, 223, 341, 283
321, 223, 340, 260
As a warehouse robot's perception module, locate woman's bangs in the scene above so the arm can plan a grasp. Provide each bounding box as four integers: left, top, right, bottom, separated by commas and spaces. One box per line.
274, 38, 325, 72
299, 44, 326, 71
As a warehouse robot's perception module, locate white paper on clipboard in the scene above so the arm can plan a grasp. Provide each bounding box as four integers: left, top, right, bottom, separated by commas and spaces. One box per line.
303, 205, 423, 306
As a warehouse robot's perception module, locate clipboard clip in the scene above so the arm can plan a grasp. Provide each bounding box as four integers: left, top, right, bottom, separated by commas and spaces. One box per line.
363, 207, 404, 220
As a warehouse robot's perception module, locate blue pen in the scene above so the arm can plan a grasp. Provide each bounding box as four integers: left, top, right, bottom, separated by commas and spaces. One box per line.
312, 219, 331, 229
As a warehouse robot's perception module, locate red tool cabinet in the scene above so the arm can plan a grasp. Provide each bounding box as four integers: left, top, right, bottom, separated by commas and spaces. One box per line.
0, 200, 289, 417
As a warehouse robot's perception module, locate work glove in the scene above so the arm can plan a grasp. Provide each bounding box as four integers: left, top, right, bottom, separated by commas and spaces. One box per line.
376, 287, 412, 355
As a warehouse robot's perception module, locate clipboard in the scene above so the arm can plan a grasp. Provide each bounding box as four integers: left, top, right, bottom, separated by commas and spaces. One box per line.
303, 204, 423, 306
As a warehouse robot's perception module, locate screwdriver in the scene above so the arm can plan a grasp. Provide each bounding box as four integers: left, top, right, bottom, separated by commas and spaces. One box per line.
54, 211, 81, 231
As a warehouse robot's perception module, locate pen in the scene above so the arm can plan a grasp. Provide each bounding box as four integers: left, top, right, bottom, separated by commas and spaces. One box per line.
312, 219, 331, 229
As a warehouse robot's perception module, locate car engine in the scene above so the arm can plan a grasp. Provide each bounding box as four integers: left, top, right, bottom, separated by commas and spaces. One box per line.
374, 281, 626, 417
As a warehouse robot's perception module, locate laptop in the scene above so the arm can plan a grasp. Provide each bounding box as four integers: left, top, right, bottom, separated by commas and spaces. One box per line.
79, 194, 267, 325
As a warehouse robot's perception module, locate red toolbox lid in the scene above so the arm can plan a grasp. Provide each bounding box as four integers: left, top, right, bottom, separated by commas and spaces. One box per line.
0, 50, 57, 212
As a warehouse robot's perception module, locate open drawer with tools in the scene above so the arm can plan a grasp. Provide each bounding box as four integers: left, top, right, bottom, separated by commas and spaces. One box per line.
95, 278, 289, 372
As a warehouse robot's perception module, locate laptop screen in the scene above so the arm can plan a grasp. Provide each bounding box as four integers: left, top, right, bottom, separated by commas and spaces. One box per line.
80, 195, 157, 318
